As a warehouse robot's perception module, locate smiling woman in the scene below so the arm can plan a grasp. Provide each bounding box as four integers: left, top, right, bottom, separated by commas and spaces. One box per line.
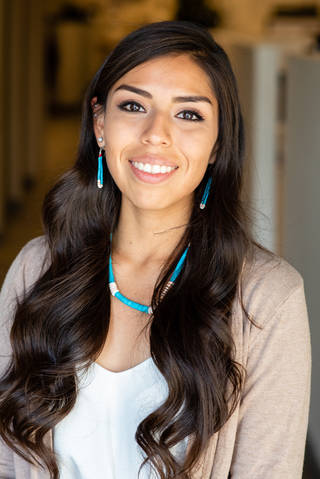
0, 21, 311, 479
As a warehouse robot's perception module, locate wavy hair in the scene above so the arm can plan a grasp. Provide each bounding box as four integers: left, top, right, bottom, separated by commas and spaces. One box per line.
0, 21, 259, 478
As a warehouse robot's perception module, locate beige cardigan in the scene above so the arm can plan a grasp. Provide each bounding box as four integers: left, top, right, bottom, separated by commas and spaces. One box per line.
0, 236, 311, 478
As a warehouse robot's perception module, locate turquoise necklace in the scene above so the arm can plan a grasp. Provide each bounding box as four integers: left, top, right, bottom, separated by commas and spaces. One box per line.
108, 233, 189, 314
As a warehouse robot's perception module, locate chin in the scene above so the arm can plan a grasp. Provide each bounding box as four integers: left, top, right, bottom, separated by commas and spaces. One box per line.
134, 201, 170, 212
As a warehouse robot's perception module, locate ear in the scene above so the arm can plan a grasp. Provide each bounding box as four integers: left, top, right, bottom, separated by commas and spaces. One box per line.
93, 111, 105, 144
91, 97, 105, 145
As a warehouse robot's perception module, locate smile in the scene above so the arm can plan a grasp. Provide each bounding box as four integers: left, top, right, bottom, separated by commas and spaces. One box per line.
129, 160, 178, 184
130, 161, 177, 174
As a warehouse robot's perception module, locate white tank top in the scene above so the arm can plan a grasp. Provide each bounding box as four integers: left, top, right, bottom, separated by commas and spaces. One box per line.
54, 357, 189, 478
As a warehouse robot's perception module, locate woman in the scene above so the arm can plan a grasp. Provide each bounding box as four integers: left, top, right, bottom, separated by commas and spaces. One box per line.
0, 21, 311, 479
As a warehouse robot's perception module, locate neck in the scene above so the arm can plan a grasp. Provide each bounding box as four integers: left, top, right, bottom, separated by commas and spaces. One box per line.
111, 198, 192, 267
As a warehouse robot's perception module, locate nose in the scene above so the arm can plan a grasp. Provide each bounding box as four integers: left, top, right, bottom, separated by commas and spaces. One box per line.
140, 111, 172, 147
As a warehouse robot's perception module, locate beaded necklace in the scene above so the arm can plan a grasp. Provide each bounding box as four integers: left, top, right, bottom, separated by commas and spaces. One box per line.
108, 233, 189, 315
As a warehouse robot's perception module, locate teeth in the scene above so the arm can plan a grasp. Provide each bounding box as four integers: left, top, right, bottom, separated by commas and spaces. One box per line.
131, 161, 176, 174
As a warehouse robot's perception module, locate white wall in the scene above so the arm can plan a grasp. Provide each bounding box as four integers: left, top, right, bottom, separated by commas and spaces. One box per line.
283, 53, 320, 466
213, 32, 280, 252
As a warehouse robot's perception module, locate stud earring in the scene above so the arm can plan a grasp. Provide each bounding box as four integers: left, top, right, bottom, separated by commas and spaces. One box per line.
97, 148, 104, 189
98, 136, 103, 143
200, 177, 212, 209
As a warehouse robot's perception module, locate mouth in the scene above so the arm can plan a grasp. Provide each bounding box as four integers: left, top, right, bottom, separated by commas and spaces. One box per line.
128, 160, 179, 184
129, 160, 178, 175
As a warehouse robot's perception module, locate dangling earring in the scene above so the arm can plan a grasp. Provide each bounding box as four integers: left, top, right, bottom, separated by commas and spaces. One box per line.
200, 177, 212, 209
97, 148, 104, 189
97, 137, 104, 189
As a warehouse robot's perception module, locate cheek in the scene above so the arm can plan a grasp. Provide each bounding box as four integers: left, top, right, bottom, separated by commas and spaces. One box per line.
105, 123, 144, 171
105, 119, 134, 148
177, 128, 216, 164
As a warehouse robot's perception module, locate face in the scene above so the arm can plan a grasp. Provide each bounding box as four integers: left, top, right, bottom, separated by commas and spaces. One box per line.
94, 53, 219, 213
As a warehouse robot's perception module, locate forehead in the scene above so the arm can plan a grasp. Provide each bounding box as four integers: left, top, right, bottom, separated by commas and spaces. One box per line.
110, 53, 215, 98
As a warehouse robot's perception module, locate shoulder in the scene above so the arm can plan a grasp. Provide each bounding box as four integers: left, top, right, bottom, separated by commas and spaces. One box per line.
1, 235, 50, 299
240, 244, 304, 330
14, 235, 49, 277
16, 235, 49, 267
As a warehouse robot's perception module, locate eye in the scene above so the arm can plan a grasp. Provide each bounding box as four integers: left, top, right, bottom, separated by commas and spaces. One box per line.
176, 110, 204, 122
117, 100, 145, 113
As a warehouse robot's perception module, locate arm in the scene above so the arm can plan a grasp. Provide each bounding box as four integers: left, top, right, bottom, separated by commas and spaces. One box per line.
0, 237, 48, 478
230, 281, 311, 478
0, 246, 27, 376
0, 248, 25, 478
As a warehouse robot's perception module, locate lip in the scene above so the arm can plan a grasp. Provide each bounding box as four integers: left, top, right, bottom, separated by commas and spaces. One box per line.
129, 155, 178, 168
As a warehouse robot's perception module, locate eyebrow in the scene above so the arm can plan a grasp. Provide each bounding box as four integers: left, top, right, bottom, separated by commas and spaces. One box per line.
113, 84, 213, 105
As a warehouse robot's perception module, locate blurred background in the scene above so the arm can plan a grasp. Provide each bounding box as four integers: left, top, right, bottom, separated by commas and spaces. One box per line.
0, 0, 319, 476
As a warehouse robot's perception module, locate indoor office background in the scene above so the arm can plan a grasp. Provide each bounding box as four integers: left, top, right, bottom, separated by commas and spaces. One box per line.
0, 0, 319, 477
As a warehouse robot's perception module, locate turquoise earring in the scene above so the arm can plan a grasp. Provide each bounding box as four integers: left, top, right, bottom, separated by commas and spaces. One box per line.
97, 136, 104, 189
97, 148, 104, 189
200, 177, 212, 209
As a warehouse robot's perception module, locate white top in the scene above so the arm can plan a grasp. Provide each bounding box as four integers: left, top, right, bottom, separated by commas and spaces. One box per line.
54, 357, 189, 479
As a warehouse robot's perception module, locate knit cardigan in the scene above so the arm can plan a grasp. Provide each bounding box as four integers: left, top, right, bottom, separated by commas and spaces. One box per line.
0, 236, 311, 478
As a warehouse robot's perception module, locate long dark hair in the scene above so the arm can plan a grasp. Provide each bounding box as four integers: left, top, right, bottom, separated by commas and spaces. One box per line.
0, 21, 259, 478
